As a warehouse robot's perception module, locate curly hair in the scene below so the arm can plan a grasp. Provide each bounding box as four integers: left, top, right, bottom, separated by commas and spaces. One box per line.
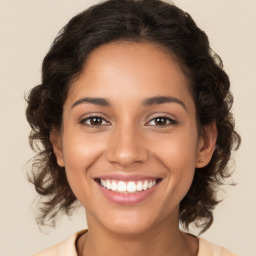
26, 0, 241, 232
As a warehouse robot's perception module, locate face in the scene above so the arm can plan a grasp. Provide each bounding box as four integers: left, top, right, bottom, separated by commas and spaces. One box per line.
52, 41, 214, 235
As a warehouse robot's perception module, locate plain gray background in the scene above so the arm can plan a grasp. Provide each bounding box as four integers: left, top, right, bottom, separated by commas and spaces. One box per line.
0, 0, 255, 255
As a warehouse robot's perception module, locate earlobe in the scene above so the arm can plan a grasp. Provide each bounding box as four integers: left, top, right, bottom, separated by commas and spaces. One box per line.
50, 129, 65, 167
196, 122, 217, 168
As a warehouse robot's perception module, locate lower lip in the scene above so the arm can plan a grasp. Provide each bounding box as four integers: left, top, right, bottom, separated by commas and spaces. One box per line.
97, 182, 159, 205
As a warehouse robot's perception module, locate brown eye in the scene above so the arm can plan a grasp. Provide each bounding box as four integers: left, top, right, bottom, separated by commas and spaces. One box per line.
90, 117, 103, 125
81, 116, 109, 126
146, 116, 177, 127
155, 117, 168, 125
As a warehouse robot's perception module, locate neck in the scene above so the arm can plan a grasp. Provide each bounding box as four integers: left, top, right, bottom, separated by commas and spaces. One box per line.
78, 211, 198, 256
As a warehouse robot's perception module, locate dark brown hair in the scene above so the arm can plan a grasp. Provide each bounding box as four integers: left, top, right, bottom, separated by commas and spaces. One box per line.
26, 0, 241, 233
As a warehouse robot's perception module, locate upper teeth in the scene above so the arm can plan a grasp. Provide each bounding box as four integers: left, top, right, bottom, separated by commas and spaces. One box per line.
100, 179, 157, 193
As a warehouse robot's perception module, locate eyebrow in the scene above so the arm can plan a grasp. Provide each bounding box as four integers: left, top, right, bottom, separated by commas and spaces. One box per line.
71, 96, 187, 112
142, 96, 187, 112
71, 97, 111, 108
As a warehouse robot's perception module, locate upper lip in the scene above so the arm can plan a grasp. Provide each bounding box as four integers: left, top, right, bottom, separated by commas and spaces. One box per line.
93, 173, 162, 181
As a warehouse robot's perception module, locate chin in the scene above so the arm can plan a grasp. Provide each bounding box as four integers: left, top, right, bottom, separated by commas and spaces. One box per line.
96, 208, 163, 236
105, 220, 154, 236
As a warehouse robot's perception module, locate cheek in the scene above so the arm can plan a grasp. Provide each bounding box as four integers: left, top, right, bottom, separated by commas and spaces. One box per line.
152, 129, 198, 168
61, 130, 106, 199
62, 128, 105, 170
152, 130, 198, 193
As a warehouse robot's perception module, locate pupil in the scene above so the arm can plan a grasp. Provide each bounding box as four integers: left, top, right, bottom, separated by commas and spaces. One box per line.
91, 117, 102, 125
156, 117, 166, 125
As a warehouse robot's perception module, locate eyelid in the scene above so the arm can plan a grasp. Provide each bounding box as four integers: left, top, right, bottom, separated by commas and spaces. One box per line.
145, 111, 177, 120
79, 113, 111, 126
145, 114, 178, 127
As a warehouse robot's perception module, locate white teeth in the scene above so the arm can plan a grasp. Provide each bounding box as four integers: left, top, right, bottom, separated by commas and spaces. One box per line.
106, 180, 112, 190
136, 181, 143, 191
100, 179, 158, 193
143, 180, 148, 190
117, 181, 126, 192
112, 181, 118, 191
101, 179, 106, 187
127, 182, 136, 193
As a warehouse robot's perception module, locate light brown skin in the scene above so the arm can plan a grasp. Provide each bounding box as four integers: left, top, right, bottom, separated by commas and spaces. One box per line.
51, 41, 217, 256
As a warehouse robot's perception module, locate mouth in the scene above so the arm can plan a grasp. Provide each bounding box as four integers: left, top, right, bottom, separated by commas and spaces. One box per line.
95, 178, 162, 194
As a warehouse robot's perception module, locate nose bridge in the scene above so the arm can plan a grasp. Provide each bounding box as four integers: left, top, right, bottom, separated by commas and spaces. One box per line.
106, 120, 148, 166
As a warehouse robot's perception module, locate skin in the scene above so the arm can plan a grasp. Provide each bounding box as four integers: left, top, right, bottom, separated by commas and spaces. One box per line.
51, 41, 217, 256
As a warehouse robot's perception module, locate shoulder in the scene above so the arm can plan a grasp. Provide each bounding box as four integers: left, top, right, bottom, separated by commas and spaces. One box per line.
198, 237, 239, 256
31, 230, 87, 256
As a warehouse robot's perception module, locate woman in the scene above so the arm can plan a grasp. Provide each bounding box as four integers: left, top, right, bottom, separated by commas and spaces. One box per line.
26, 0, 241, 255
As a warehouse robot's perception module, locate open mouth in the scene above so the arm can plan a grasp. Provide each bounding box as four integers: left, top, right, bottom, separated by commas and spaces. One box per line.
94, 178, 162, 194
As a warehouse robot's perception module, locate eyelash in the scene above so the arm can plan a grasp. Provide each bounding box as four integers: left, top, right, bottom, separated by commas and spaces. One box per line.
145, 115, 177, 128
80, 115, 177, 128
80, 115, 110, 127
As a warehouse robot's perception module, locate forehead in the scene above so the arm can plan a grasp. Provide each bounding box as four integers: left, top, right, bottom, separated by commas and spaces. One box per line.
66, 41, 194, 110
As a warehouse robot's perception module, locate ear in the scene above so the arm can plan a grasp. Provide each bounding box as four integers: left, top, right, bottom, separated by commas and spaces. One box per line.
50, 128, 65, 167
196, 122, 217, 168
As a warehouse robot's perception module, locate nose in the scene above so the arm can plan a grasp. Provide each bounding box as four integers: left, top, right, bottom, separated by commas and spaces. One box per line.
106, 124, 148, 167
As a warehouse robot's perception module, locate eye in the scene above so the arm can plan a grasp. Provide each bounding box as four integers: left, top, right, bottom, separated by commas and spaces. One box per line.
146, 116, 177, 127
80, 116, 110, 127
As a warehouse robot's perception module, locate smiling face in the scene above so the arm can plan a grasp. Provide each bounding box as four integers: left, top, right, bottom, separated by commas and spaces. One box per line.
52, 41, 215, 235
